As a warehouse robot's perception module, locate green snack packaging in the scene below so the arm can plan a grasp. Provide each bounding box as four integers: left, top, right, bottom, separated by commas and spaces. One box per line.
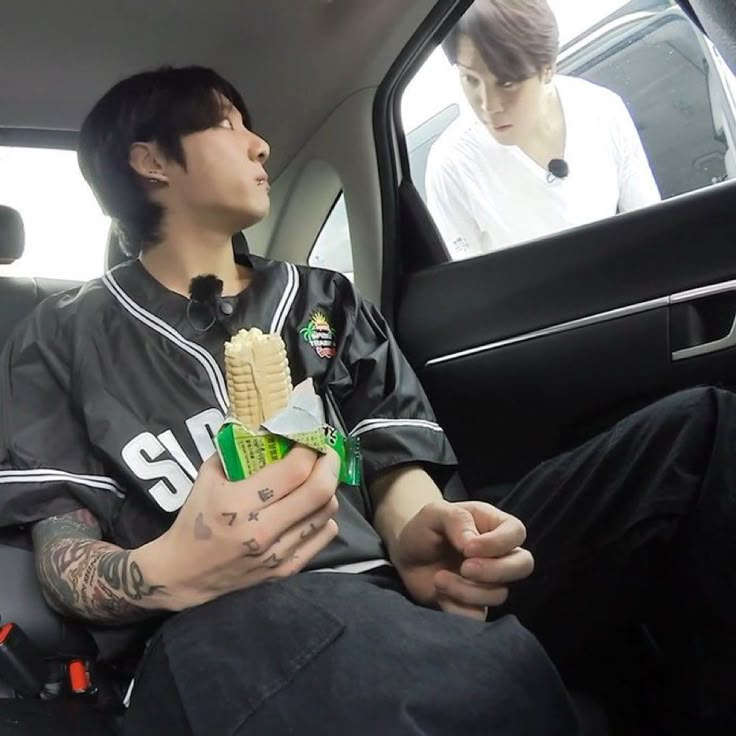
215, 378, 361, 486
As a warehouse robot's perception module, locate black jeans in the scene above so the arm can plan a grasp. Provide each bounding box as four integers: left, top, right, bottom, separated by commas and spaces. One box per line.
123, 570, 576, 736
492, 386, 736, 735
125, 387, 736, 735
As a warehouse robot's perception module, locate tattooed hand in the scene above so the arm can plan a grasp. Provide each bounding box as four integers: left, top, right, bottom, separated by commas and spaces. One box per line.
32, 448, 340, 623
139, 447, 340, 611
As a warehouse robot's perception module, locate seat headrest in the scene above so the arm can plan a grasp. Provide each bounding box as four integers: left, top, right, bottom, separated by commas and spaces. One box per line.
0, 205, 24, 265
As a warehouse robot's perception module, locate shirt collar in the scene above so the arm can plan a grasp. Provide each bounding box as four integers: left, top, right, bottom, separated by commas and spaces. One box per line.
104, 250, 297, 343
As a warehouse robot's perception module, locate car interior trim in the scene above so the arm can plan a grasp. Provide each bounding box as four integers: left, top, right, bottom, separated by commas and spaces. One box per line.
426, 278, 736, 367
425, 294, 672, 367
670, 278, 736, 360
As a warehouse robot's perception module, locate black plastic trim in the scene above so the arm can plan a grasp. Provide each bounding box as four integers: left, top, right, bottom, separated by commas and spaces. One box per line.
398, 178, 736, 369
373, 0, 473, 323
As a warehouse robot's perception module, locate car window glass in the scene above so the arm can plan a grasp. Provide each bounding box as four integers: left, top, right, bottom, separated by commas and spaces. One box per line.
308, 193, 354, 281
0, 146, 109, 280
401, 0, 736, 261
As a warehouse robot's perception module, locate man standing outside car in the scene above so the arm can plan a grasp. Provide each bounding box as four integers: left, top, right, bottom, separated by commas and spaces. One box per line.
426, 0, 661, 259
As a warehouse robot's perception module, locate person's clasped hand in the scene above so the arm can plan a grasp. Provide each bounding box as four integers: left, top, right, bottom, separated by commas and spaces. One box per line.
392, 500, 534, 620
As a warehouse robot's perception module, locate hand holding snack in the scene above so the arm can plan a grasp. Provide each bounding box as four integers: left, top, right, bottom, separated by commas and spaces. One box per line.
139, 448, 340, 611
138, 329, 346, 610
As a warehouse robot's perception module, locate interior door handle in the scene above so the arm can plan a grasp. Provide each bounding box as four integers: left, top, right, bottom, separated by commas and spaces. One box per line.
671, 316, 736, 360
671, 280, 736, 361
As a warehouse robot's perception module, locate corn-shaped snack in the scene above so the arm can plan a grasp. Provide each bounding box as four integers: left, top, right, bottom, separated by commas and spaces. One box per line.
217, 329, 360, 485
224, 328, 293, 430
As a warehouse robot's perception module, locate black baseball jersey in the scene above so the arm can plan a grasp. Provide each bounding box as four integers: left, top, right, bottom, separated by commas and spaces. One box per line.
0, 251, 457, 571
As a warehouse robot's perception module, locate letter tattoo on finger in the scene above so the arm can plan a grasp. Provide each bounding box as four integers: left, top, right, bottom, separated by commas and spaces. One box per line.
242, 538, 261, 555
300, 523, 318, 540
262, 553, 282, 570
258, 488, 274, 502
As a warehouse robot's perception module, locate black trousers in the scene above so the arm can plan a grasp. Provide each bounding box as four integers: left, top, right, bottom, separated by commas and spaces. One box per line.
123, 570, 577, 736
124, 387, 736, 735
493, 386, 736, 735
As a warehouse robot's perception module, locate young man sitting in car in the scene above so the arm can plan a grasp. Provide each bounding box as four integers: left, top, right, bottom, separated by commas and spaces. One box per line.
0, 66, 734, 736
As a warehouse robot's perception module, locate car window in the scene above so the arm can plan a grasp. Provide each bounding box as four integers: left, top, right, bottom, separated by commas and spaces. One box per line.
308, 193, 354, 281
401, 0, 736, 261
309, 103, 468, 276
0, 146, 109, 280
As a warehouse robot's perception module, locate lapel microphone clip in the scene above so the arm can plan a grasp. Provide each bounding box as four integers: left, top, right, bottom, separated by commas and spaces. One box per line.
187, 275, 224, 332
547, 158, 570, 183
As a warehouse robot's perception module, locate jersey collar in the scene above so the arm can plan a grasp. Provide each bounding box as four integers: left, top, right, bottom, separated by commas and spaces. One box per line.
103, 250, 300, 342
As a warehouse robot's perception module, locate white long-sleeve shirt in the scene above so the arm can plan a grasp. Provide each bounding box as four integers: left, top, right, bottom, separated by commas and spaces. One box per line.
425, 75, 661, 260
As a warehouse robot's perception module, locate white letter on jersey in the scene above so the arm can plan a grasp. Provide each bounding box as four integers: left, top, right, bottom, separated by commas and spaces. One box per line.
157, 430, 197, 479
122, 433, 193, 513
186, 408, 225, 462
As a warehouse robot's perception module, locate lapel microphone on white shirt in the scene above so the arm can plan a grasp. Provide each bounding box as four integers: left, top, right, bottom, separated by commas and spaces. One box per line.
547, 158, 570, 183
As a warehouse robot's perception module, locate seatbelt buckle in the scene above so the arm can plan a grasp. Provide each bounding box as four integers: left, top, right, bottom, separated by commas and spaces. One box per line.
67, 658, 97, 697
0, 622, 46, 697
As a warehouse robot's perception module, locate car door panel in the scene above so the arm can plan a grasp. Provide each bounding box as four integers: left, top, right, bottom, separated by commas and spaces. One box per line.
419, 307, 670, 490
396, 178, 736, 492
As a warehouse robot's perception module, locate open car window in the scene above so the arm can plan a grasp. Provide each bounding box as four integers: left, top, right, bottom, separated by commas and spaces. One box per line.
400, 0, 736, 261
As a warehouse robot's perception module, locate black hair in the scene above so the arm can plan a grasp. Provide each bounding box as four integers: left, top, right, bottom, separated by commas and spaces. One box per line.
443, 0, 559, 83
78, 66, 251, 256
